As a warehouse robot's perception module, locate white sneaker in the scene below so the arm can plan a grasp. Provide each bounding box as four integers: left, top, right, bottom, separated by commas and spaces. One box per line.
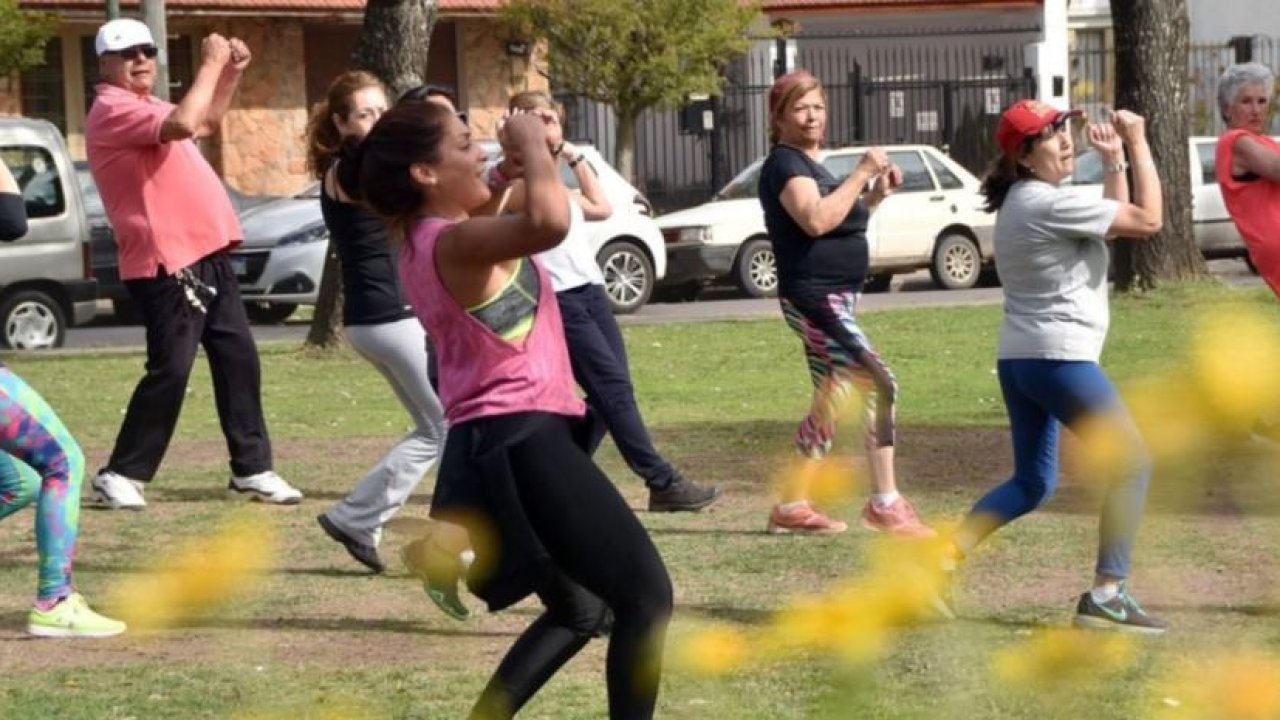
91, 470, 147, 510
228, 470, 303, 505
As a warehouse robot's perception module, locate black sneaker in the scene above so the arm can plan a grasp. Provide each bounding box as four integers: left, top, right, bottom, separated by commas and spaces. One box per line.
1073, 584, 1167, 635
317, 514, 385, 573
648, 474, 723, 512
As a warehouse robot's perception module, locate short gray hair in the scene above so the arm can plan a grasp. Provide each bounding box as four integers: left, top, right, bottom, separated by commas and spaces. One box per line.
1217, 62, 1275, 121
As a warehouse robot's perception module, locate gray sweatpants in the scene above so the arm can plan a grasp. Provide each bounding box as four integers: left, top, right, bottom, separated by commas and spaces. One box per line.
323, 318, 446, 546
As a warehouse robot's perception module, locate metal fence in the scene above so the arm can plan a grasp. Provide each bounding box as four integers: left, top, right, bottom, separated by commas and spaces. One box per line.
1070, 34, 1280, 136
559, 36, 1038, 214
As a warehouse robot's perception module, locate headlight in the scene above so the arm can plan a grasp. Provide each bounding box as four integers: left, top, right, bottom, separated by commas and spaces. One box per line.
277, 224, 328, 247
676, 227, 713, 244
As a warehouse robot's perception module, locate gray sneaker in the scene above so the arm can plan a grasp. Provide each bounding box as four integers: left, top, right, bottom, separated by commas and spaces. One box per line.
1073, 584, 1167, 635
648, 474, 722, 512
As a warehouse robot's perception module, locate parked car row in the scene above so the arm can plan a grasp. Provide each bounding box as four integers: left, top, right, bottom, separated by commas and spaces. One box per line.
84, 142, 668, 322
653, 144, 997, 298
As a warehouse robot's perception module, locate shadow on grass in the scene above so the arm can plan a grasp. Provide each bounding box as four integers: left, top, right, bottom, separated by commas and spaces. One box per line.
0, 610, 515, 638
653, 419, 1280, 518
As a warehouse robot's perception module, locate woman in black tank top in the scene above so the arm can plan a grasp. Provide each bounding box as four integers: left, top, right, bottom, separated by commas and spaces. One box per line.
304, 71, 452, 589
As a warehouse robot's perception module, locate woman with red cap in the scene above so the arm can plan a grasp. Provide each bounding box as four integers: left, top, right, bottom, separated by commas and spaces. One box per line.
942, 99, 1167, 633
758, 69, 932, 537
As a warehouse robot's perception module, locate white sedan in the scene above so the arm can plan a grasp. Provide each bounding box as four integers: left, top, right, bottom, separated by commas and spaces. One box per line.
655, 144, 995, 296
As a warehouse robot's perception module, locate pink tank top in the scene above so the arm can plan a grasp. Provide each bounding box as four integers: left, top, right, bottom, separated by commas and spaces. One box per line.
399, 217, 585, 424
1217, 129, 1280, 297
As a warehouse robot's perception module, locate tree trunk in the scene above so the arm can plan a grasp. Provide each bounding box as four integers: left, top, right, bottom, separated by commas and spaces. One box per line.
1110, 0, 1204, 292
305, 0, 439, 349
615, 108, 639, 185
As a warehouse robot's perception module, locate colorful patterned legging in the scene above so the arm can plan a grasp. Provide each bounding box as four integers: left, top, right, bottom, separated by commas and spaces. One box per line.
0, 367, 83, 602
781, 292, 897, 460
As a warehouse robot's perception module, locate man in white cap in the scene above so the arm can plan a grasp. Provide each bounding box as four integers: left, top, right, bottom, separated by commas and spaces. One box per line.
84, 20, 303, 509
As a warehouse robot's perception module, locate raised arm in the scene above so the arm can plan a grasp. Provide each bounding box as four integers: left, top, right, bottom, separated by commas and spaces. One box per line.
561, 141, 611, 220
438, 112, 570, 268
1103, 111, 1163, 239
780, 148, 886, 237
1233, 133, 1280, 182
160, 34, 234, 142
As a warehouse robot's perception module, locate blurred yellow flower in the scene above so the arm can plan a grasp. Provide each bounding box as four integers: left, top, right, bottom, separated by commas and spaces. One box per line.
672, 624, 751, 677
109, 510, 277, 631
1189, 309, 1280, 434
1153, 651, 1280, 720
990, 628, 1135, 689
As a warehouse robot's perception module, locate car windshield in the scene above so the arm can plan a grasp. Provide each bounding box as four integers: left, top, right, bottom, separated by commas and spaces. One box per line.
716, 160, 764, 200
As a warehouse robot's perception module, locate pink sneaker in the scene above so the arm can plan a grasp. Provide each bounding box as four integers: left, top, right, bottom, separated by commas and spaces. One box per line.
767, 502, 849, 535
860, 497, 936, 538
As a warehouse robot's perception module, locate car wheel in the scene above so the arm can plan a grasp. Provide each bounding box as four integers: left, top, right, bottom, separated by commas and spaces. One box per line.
597, 240, 654, 314
863, 273, 892, 293
930, 232, 981, 290
244, 301, 298, 324
0, 290, 66, 350
734, 237, 778, 298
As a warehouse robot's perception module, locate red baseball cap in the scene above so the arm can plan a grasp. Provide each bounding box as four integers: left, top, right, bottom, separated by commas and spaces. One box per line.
995, 99, 1082, 157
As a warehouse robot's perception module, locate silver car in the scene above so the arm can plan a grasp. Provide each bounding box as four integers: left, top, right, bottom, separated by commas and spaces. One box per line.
228, 184, 327, 324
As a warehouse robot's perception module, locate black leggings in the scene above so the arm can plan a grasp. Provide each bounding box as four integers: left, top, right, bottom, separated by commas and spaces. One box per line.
470, 415, 672, 720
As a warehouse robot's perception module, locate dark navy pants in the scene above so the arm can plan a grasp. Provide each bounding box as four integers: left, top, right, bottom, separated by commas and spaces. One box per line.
555, 283, 675, 490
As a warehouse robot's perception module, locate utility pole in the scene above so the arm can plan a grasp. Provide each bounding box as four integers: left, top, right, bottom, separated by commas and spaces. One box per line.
141, 0, 170, 101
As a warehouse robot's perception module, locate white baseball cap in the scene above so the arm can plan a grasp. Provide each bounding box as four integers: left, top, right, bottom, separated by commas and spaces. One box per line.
95, 18, 156, 56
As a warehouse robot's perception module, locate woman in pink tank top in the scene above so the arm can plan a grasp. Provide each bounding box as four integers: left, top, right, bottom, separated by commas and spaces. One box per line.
335, 101, 671, 720
1215, 62, 1280, 297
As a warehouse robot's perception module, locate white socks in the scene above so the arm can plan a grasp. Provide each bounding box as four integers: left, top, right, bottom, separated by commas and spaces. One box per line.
871, 491, 901, 509
1090, 583, 1121, 604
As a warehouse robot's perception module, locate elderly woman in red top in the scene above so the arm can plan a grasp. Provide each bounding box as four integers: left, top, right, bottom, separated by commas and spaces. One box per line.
1215, 62, 1280, 297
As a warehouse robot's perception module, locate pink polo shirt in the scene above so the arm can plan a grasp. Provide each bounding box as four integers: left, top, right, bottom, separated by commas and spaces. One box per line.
84, 83, 241, 280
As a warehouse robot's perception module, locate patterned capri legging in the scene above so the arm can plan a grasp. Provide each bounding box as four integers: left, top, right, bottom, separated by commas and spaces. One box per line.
780, 291, 897, 460
0, 367, 84, 602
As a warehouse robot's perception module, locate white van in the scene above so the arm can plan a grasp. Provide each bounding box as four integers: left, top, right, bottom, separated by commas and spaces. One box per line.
0, 117, 98, 349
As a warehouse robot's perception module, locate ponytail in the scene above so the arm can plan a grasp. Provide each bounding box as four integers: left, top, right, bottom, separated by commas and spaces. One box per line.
303, 70, 386, 181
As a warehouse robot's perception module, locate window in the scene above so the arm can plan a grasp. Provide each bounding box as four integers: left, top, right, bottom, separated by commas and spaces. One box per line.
2, 146, 66, 218
716, 160, 763, 200
20, 38, 66, 134
822, 153, 858, 182
1195, 140, 1217, 185
923, 152, 964, 190
886, 151, 935, 192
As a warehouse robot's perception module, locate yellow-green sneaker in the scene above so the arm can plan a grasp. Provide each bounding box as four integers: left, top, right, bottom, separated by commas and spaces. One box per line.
27, 593, 127, 638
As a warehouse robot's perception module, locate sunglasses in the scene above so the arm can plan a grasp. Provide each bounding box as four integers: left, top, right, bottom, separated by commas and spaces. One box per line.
1035, 115, 1071, 140
107, 44, 158, 61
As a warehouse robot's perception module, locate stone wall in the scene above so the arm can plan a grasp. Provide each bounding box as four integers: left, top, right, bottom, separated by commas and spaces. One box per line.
205, 17, 311, 196
456, 18, 549, 140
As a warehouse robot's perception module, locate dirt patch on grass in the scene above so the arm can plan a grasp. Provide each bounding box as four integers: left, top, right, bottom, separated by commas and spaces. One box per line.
3, 426, 1272, 674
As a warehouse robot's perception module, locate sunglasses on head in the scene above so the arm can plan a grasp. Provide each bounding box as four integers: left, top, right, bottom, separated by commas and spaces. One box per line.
107, 44, 158, 61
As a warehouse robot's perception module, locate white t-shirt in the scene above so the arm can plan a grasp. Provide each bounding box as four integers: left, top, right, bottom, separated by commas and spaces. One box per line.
536, 196, 604, 292
995, 180, 1120, 361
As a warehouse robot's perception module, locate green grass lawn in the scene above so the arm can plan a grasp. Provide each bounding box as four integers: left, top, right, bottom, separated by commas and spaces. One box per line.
1, 281, 1278, 719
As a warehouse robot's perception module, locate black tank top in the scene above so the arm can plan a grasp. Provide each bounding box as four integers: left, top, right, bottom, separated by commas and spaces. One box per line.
320, 180, 414, 326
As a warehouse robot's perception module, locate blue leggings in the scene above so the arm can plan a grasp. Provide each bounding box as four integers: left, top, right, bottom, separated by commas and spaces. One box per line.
962, 359, 1150, 578
0, 367, 85, 601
